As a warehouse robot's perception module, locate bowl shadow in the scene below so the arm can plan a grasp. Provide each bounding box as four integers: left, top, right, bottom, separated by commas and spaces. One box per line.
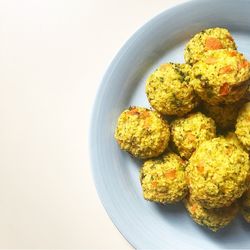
154, 202, 186, 215
189, 214, 250, 249
155, 200, 250, 248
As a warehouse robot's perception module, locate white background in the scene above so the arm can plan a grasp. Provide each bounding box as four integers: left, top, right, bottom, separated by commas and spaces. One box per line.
0, 0, 184, 248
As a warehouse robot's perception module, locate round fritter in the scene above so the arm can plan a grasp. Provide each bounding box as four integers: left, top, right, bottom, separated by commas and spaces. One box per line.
140, 152, 187, 204
146, 63, 199, 116
114, 106, 170, 159
191, 49, 250, 105
171, 112, 216, 159
186, 137, 249, 209
184, 27, 237, 65
235, 102, 250, 151
203, 100, 244, 129
240, 189, 250, 223
185, 195, 238, 231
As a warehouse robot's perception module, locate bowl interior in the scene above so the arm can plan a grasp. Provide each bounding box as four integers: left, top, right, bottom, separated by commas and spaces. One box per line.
90, 0, 250, 249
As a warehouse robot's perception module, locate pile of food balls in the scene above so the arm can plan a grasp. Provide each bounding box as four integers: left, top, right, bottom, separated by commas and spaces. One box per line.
114, 27, 250, 231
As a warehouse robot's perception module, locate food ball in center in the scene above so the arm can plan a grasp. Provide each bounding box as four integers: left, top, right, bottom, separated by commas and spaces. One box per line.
171, 112, 216, 159
186, 137, 249, 209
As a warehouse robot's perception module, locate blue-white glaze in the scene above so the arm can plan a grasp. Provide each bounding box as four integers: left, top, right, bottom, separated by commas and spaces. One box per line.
90, 0, 250, 248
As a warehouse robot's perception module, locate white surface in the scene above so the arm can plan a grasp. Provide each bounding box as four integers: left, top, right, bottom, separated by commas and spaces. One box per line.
0, 0, 184, 248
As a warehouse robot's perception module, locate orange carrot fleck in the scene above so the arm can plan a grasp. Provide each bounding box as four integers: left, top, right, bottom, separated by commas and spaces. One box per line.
238, 60, 249, 69
219, 65, 233, 74
186, 133, 196, 142
228, 50, 237, 57
191, 204, 198, 213
165, 169, 176, 179
197, 165, 204, 174
226, 147, 233, 155
196, 160, 205, 174
127, 108, 140, 115
205, 57, 217, 65
140, 110, 150, 119
205, 37, 223, 50
219, 83, 230, 96
151, 181, 158, 188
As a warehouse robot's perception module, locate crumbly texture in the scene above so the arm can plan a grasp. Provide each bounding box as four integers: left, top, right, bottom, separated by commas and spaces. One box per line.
185, 195, 238, 231
203, 100, 244, 129
140, 152, 187, 204
240, 189, 250, 223
146, 63, 199, 116
114, 107, 170, 159
235, 102, 250, 151
184, 27, 237, 65
225, 132, 245, 150
226, 132, 250, 189
191, 49, 250, 105
171, 112, 216, 159
186, 137, 249, 209
114, 27, 250, 231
